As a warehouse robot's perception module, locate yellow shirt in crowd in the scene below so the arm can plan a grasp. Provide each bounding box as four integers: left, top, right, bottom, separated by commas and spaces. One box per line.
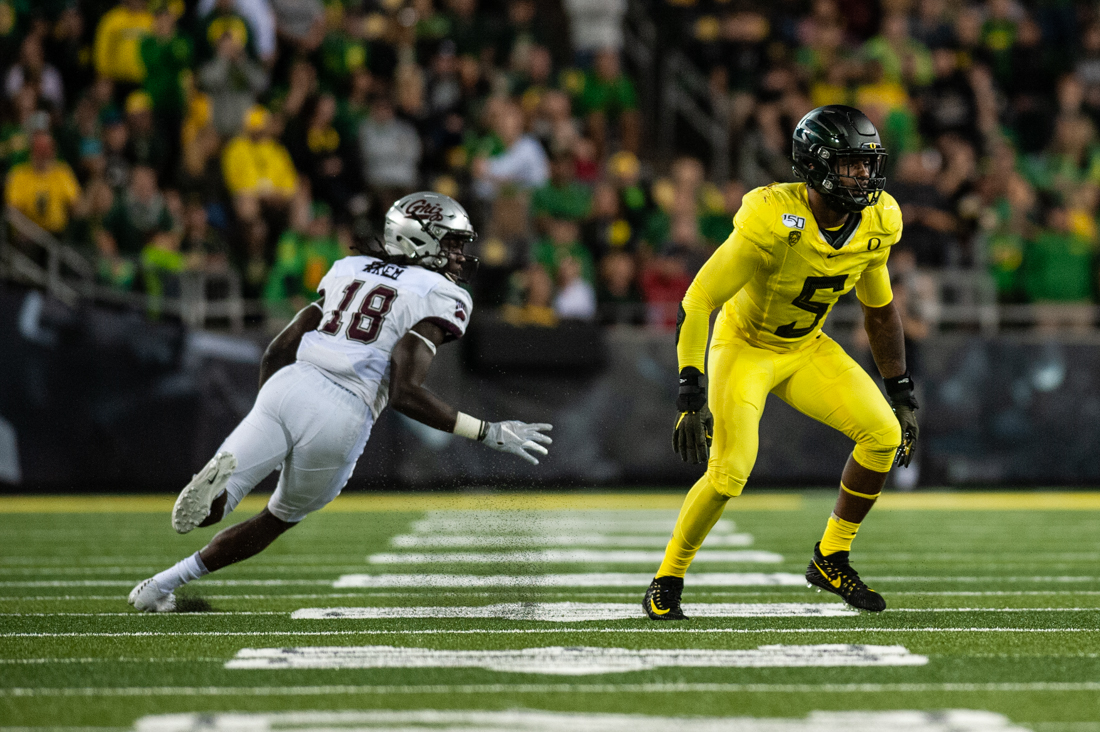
221, 136, 299, 197
93, 5, 153, 83
5, 162, 82, 234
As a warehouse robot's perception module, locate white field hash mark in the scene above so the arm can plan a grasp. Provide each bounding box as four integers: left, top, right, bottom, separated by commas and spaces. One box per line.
366, 550, 782, 564
333, 572, 806, 588
224, 644, 927, 674
409, 513, 734, 534
291, 602, 857, 622
389, 533, 753, 548
131, 708, 1027, 732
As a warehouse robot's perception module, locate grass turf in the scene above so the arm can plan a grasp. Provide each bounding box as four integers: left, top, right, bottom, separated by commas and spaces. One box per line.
1, 491, 1099, 729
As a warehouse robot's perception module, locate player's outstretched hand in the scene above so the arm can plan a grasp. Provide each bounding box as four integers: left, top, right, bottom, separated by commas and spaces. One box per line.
481, 421, 553, 465
673, 404, 713, 465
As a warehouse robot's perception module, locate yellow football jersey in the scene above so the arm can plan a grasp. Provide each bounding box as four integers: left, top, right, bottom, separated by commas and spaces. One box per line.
678, 182, 902, 369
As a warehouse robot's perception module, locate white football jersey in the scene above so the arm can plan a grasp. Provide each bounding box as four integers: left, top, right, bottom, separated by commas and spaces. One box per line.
296, 255, 473, 417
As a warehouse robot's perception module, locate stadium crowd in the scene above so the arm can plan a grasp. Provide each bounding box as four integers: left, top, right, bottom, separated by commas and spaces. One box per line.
2, 0, 1100, 329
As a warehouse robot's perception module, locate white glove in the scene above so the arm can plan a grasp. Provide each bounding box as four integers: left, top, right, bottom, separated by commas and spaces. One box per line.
481, 421, 553, 465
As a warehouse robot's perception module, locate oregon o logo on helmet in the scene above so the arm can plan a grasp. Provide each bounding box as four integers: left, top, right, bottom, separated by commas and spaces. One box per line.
405, 199, 445, 221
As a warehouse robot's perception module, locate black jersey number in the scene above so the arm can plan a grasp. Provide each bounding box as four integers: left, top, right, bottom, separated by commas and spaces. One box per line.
319, 281, 397, 344
774, 275, 847, 339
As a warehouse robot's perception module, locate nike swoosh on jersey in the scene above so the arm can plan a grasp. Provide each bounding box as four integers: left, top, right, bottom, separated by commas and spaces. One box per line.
814, 560, 842, 588
649, 597, 671, 615
825, 252, 845, 258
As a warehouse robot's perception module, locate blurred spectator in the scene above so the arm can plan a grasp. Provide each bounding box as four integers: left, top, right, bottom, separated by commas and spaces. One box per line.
563, 0, 625, 63
641, 245, 693, 329
5, 34, 64, 111
597, 250, 644, 325
891, 151, 960, 268
124, 92, 169, 180
358, 93, 421, 207
536, 218, 595, 282
199, 31, 269, 138
319, 3, 369, 95
531, 89, 580, 156
264, 203, 344, 317
221, 106, 298, 215
1021, 114, 1100, 201
1, 87, 45, 172
503, 262, 558, 327
573, 49, 639, 156
5, 130, 83, 235
553, 255, 597, 321
1023, 200, 1098, 331
271, 0, 326, 56
93, 0, 154, 85
197, 0, 277, 64
180, 198, 229, 273
583, 181, 635, 259
910, 0, 954, 50
862, 13, 933, 88
101, 112, 132, 192
285, 92, 359, 215
473, 102, 549, 199
531, 151, 590, 231
101, 165, 174, 256
139, 3, 191, 140
177, 124, 226, 206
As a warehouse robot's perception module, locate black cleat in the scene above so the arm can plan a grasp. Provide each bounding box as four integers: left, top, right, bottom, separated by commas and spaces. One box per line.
643, 576, 688, 620
805, 542, 887, 612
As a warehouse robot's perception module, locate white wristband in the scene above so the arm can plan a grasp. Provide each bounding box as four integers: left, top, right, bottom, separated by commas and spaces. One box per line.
453, 412, 485, 440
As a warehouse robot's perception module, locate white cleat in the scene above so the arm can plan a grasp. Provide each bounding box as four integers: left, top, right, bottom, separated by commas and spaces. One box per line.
172, 451, 237, 534
128, 578, 176, 613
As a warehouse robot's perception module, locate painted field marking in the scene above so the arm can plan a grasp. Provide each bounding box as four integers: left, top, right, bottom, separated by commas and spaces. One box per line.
408, 515, 734, 535
291, 602, 857, 622
0, 493, 801, 514
226, 644, 927, 674
132, 709, 1029, 732
6, 627, 1098, 639
0, 580, 332, 588
367, 550, 783, 564
390, 534, 753, 548
334, 573, 806, 588
8, 681, 1100, 698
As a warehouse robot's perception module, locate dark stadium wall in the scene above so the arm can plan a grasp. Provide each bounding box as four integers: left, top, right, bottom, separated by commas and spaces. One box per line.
4, 283, 1100, 491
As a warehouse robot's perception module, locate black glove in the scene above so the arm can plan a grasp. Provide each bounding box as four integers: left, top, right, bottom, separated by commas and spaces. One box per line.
673, 367, 713, 464
885, 371, 919, 468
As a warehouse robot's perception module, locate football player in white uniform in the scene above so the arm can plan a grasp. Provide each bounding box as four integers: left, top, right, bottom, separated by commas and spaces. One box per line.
130, 193, 553, 612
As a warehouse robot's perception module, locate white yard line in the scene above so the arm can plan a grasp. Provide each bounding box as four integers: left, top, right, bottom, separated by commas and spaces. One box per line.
130, 709, 1029, 732
226, 644, 926, 673
4, 627, 1097, 639
335, 572, 806, 588
6, 681, 1100, 697
389, 534, 753, 548
0, 580, 333, 588
291, 603, 858, 621
367, 550, 784, 564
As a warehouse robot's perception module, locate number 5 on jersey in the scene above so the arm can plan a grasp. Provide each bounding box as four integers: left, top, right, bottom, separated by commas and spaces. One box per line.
319, 281, 398, 344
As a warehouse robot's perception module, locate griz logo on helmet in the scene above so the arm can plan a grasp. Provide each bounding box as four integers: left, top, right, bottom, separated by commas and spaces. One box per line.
404, 199, 445, 222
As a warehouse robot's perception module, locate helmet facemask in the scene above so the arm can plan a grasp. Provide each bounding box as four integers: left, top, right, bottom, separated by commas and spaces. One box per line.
821, 150, 888, 211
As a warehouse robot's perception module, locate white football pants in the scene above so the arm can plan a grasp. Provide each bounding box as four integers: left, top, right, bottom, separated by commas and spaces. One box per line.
217, 362, 374, 522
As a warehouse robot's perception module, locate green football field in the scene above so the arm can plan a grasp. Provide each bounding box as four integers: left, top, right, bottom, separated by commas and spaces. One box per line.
2, 491, 1100, 731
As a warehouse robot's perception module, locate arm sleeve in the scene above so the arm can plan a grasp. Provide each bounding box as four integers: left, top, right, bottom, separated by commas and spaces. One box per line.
677, 228, 767, 372
855, 252, 894, 308
422, 284, 474, 342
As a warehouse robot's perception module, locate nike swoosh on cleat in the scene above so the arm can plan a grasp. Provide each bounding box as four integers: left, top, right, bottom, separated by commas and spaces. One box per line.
649, 597, 670, 616
813, 560, 842, 588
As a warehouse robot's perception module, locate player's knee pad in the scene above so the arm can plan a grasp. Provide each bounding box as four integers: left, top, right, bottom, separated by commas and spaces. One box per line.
706, 465, 749, 498
852, 419, 902, 473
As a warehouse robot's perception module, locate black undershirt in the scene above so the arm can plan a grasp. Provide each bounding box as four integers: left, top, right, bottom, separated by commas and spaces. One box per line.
820, 211, 863, 249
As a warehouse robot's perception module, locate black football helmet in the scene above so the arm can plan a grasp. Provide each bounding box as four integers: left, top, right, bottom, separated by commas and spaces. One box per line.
791, 105, 887, 213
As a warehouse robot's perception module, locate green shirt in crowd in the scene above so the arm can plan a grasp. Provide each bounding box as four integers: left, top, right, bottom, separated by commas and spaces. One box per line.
533, 238, 595, 283
264, 231, 345, 312
140, 33, 192, 114
531, 181, 591, 222
574, 71, 637, 117
1023, 229, 1096, 303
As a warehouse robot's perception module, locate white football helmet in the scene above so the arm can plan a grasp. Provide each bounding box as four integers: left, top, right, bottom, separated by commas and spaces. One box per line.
383, 192, 477, 273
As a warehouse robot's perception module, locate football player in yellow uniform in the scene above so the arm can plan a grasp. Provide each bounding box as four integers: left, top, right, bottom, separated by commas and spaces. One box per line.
644, 105, 918, 619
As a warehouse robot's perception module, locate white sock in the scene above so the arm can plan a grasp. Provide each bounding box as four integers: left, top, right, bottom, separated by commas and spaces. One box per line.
152, 552, 209, 593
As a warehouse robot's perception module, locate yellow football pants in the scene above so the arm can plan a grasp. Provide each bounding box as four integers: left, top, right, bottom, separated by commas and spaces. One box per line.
657, 333, 901, 578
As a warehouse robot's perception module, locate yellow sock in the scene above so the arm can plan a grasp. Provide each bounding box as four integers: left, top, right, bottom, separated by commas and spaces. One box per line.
656, 474, 730, 578
819, 512, 862, 555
